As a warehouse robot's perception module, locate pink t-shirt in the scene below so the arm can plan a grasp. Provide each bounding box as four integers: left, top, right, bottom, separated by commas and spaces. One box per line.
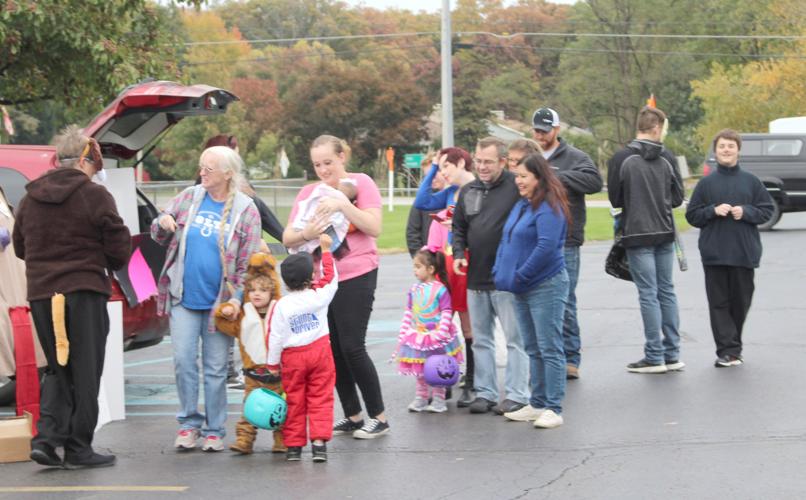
289, 173, 382, 281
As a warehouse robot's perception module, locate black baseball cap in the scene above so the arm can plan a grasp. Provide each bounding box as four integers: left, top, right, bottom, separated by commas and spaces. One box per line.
532, 107, 560, 132
281, 253, 314, 290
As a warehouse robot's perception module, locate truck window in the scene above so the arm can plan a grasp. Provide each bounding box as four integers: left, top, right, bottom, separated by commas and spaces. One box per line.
764, 139, 802, 157
740, 140, 762, 157
0, 168, 30, 209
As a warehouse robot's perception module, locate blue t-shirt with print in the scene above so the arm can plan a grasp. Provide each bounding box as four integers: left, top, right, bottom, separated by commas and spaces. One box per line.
182, 194, 229, 310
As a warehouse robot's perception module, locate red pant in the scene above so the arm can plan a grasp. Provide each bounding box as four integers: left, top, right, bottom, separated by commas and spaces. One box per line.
281, 336, 336, 447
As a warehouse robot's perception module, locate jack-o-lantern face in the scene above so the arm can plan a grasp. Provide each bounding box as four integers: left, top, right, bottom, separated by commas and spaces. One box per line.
269, 403, 287, 428
436, 357, 457, 380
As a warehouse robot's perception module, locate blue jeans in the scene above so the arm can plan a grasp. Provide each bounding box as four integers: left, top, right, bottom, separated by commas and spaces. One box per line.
516, 270, 569, 414
625, 242, 681, 364
170, 304, 231, 437
467, 290, 529, 404
562, 246, 581, 367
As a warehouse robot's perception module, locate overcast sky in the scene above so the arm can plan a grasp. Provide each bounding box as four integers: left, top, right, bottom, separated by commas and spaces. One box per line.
342, 0, 578, 12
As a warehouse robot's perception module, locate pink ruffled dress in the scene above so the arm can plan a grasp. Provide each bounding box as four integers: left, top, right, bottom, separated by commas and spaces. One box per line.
396, 281, 464, 376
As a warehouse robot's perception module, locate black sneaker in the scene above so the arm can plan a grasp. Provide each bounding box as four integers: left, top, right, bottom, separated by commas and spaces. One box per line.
332, 418, 364, 436
63, 452, 116, 470
286, 446, 302, 461
468, 397, 496, 414
312, 443, 327, 463
352, 418, 390, 439
626, 359, 668, 374
457, 387, 475, 408
715, 355, 743, 368
30, 444, 62, 467
665, 359, 686, 371
492, 399, 525, 415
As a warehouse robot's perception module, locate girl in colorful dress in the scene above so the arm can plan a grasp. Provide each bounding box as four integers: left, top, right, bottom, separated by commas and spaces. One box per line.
395, 247, 464, 413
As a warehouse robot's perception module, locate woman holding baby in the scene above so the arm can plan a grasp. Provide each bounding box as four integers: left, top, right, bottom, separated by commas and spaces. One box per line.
283, 135, 389, 439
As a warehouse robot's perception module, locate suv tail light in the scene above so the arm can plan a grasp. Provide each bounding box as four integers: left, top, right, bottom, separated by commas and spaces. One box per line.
702, 163, 711, 176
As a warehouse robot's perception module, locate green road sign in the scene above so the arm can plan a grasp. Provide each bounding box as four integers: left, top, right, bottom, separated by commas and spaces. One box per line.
403, 153, 424, 169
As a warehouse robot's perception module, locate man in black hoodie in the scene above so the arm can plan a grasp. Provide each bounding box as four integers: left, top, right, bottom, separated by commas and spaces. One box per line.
685, 129, 773, 368
453, 137, 529, 415
13, 125, 131, 469
608, 106, 684, 374
532, 107, 603, 379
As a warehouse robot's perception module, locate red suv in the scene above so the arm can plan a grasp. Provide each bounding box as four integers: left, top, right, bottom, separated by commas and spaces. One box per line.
0, 81, 238, 401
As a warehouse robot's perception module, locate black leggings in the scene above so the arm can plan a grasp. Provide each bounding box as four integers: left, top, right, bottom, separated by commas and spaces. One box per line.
328, 269, 385, 418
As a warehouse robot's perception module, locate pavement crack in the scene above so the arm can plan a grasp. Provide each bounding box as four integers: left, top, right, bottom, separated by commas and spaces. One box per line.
509, 450, 596, 499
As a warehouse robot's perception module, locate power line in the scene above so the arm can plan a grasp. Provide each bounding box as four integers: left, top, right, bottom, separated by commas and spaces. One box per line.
183, 32, 438, 46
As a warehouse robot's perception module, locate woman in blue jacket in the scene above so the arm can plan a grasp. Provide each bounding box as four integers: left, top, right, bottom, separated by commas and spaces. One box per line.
494, 154, 570, 429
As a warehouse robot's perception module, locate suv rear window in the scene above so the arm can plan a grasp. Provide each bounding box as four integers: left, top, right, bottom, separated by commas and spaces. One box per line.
0, 167, 30, 208
765, 139, 802, 156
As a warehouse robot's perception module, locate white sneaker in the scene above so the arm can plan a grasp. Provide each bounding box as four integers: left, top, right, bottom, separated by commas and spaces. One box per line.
533, 409, 564, 429
504, 404, 545, 422
174, 429, 200, 450
201, 435, 224, 452
425, 396, 447, 413
407, 397, 429, 412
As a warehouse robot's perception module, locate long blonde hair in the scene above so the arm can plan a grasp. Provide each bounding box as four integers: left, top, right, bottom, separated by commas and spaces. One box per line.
200, 146, 245, 297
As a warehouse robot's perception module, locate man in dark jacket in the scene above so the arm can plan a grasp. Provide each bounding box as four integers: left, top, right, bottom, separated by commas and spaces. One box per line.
452, 137, 528, 415
532, 107, 603, 379
13, 125, 131, 469
608, 106, 685, 374
685, 129, 773, 368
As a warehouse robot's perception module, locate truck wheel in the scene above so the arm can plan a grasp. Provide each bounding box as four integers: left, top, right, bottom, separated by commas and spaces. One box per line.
758, 198, 781, 231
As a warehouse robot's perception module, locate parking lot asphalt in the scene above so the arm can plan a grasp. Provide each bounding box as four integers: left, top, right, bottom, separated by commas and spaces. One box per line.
2, 214, 806, 499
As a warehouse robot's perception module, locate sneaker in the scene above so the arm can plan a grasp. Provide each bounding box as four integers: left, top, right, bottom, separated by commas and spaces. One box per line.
352, 418, 390, 439
493, 399, 525, 415
566, 365, 580, 380
201, 435, 224, 452
456, 387, 475, 408
30, 444, 62, 467
504, 404, 545, 422
174, 429, 200, 450
312, 444, 327, 463
407, 397, 429, 413
425, 396, 447, 413
626, 359, 668, 374
333, 418, 364, 435
715, 355, 743, 368
63, 452, 116, 470
533, 409, 564, 429
286, 446, 302, 461
227, 374, 245, 391
665, 359, 686, 371
468, 397, 496, 414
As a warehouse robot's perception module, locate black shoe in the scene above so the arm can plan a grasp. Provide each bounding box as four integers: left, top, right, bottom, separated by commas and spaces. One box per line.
286, 446, 302, 461
312, 444, 327, 463
468, 397, 495, 414
332, 418, 364, 436
492, 399, 525, 415
30, 444, 62, 467
457, 387, 475, 408
352, 418, 390, 439
715, 355, 743, 368
626, 359, 668, 374
63, 452, 116, 470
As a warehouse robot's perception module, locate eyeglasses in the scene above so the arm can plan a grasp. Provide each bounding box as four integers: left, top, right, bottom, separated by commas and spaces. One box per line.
506, 156, 524, 165
473, 158, 499, 167
199, 164, 219, 174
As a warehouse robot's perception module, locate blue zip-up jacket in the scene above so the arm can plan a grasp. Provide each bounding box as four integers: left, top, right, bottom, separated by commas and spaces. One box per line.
493, 198, 567, 295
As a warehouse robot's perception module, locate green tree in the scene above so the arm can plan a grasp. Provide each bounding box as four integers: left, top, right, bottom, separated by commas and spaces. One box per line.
0, 1, 189, 110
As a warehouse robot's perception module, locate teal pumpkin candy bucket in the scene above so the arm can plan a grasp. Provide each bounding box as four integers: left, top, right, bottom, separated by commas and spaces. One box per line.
244, 388, 287, 430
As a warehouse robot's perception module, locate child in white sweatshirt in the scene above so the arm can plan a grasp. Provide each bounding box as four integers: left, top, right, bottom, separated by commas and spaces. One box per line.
267, 234, 338, 462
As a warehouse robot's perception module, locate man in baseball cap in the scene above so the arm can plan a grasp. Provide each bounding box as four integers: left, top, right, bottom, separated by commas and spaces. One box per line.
529, 107, 603, 381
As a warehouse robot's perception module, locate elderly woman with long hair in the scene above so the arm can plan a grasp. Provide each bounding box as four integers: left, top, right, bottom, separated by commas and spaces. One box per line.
493, 154, 571, 430
151, 146, 262, 452
283, 135, 389, 439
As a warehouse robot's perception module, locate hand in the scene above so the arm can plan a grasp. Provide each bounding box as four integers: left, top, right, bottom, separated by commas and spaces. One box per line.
730, 205, 743, 220
439, 217, 452, 230
453, 258, 468, 276
220, 304, 237, 320
319, 232, 333, 251
714, 203, 732, 217
0, 227, 9, 251
315, 195, 346, 219
159, 214, 177, 232
301, 213, 329, 242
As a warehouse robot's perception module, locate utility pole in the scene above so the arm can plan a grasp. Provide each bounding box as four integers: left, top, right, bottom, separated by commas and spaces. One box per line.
441, 0, 454, 147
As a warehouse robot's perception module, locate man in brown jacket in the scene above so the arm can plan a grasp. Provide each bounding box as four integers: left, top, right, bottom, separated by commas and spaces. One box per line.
13, 125, 130, 469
